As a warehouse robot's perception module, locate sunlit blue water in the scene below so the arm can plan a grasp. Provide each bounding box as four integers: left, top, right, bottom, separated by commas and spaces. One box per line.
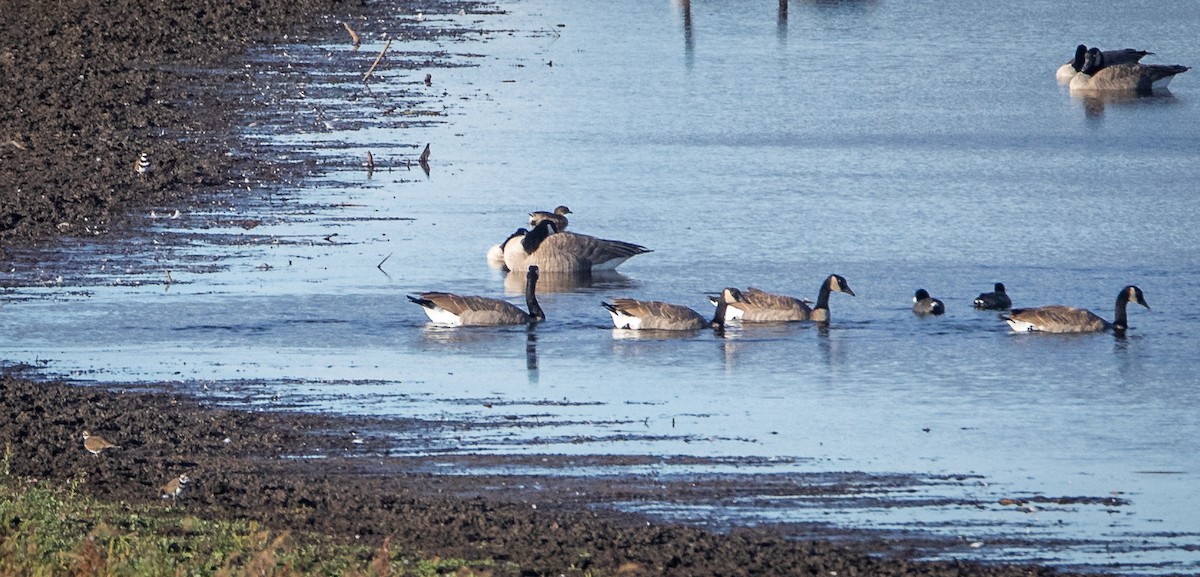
4, 0, 1200, 572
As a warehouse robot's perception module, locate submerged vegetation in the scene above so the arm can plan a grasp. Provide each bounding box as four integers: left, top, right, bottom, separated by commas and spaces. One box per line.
0, 446, 497, 577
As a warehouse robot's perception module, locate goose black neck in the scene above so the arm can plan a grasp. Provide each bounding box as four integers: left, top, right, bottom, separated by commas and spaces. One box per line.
522, 220, 557, 253
1111, 290, 1129, 331
814, 276, 833, 310
525, 271, 545, 322
710, 300, 729, 330
1071, 44, 1087, 72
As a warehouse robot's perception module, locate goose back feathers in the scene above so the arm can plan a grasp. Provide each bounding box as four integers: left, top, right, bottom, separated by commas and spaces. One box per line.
1057, 44, 1152, 83
504, 220, 651, 273
1071, 48, 1188, 93
1005, 285, 1148, 334
410, 266, 544, 326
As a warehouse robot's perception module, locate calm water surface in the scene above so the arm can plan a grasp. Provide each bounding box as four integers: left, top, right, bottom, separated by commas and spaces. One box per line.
4, 0, 1200, 572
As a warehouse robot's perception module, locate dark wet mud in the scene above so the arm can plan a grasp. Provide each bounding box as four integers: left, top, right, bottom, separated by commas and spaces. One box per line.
2, 375, 1085, 577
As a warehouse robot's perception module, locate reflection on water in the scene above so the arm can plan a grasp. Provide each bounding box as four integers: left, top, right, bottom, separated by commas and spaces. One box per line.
502, 269, 635, 294
1075, 90, 1179, 119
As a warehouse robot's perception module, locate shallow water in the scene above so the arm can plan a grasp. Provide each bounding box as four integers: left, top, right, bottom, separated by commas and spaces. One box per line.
5, 0, 1200, 573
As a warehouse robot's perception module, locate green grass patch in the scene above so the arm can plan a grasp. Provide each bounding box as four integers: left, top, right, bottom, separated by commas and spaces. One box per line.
0, 445, 499, 576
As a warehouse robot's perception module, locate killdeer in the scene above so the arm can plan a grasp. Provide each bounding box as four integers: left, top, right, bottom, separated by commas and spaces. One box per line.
82, 431, 121, 456
161, 473, 190, 500
134, 152, 151, 175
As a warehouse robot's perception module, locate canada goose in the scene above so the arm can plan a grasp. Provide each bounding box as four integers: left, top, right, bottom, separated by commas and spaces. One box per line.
1004, 285, 1148, 334
973, 282, 1012, 310
603, 288, 738, 331
408, 266, 544, 326
912, 289, 945, 316
715, 274, 855, 323
528, 205, 571, 231
1070, 48, 1189, 93
504, 219, 651, 273
486, 228, 528, 270
1056, 44, 1153, 84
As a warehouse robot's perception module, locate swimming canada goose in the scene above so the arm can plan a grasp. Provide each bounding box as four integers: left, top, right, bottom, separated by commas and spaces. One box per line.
503, 219, 651, 273
1056, 44, 1153, 83
973, 282, 1012, 310
408, 266, 544, 326
1070, 48, 1189, 93
1004, 285, 1148, 334
603, 288, 738, 331
715, 274, 855, 323
912, 289, 945, 316
528, 205, 572, 231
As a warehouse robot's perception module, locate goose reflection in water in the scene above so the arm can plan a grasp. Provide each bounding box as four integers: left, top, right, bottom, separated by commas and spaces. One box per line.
1075, 91, 1178, 119
504, 269, 633, 295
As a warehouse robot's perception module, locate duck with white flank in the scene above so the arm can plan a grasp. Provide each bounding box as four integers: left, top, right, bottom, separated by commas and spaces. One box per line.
912, 289, 945, 316
973, 282, 1012, 310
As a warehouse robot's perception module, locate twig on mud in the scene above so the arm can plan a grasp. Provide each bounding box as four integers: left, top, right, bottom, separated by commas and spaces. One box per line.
342, 22, 361, 49
363, 36, 393, 83
377, 253, 392, 271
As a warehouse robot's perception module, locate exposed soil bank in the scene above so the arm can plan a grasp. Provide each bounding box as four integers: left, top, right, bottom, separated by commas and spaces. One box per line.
0, 376, 1079, 577
0, 0, 375, 250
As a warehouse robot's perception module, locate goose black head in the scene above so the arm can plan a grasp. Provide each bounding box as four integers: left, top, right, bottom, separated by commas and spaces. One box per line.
994, 282, 1007, 294
1125, 285, 1149, 310
1071, 44, 1088, 72
1081, 47, 1104, 75
914, 288, 931, 302
830, 274, 855, 296
521, 220, 558, 252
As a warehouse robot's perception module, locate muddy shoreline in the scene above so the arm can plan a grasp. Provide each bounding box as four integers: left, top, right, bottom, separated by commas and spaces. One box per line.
2, 375, 1080, 576
0, 0, 1150, 575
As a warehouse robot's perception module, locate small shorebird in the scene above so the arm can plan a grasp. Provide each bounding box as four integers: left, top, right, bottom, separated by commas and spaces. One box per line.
161, 473, 190, 500
82, 431, 121, 456
133, 152, 151, 175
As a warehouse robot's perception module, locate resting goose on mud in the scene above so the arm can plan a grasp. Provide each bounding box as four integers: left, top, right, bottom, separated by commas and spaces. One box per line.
1070, 47, 1189, 93
603, 288, 738, 331
973, 282, 1012, 310
912, 289, 945, 316
528, 205, 571, 231
1057, 44, 1153, 84
408, 266, 544, 326
503, 219, 651, 273
713, 274, 855, 324
1004, 285, 1148, 334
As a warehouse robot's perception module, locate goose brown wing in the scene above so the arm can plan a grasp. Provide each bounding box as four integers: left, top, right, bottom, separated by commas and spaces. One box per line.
610, 298, 705, 330
418, 292, 527, 323
1010, 305, 1108, 333
739, 288, 813, 321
